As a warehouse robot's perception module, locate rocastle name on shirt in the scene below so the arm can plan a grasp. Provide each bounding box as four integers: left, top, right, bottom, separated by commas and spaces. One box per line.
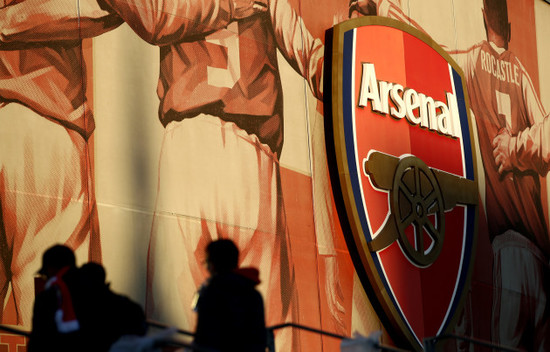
480, 49, 520, 87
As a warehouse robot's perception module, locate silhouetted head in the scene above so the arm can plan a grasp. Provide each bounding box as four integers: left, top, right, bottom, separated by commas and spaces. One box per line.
38, 244, 76, 279
79, 262, 108, 288
205, 239, 239, 275
482, 0, 510, 47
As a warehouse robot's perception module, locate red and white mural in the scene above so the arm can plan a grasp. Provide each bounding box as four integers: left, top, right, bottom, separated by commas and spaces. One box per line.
0, 0, 548, 350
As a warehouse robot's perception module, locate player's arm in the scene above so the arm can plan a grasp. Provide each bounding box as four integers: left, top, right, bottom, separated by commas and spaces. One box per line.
493, 67, 549, 175
314, 125, 348, 333
270, 0, 324, 100
270, 0, 347, 322
493, 118, 550, 176
0, 0, 122, 43
99, 0, 267, 46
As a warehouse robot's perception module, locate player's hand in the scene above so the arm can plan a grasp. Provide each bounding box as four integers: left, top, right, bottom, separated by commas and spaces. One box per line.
231, 0, 268, 20
321, 255, 346, 334
349, 0, 377, 18
492, 128, 514, 175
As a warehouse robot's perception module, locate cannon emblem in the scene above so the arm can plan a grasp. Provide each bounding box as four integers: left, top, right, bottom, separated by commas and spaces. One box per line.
364, 151, 478, 267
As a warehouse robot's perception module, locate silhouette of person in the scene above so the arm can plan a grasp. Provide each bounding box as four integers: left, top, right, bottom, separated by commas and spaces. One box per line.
28, 244, 81, 352
30, 246, 147, 352
193, 239, 267, 352
73, 262, 147, 352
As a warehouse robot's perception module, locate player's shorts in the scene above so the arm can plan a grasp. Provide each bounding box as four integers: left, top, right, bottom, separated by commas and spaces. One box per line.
492, 230, 550, 351
0, 103, 99, 328
146, 114, 293, 332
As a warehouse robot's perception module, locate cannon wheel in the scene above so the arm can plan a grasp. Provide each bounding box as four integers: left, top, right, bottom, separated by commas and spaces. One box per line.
390, 156, 445, 266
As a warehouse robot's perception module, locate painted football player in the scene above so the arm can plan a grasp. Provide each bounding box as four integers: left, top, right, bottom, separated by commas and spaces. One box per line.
0, 0, 264, 330
0, 0, 120, 328
96, 0, 324, 348
449, 2, 550, 349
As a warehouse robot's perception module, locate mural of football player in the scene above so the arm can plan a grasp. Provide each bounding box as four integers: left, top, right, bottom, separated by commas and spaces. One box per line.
0, 0, 121, 328
448, 1, 550, 349
97, 0, 325, 348
0, 0, 264, 330
356, 0, 550, 350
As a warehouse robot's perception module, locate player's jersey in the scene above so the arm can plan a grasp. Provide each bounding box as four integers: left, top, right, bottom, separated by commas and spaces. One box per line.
161, 9, 323, 155
0, 44, 94, 138
105, 0, 324, 156
460, 41, 550, 256
158, 17, 284, 154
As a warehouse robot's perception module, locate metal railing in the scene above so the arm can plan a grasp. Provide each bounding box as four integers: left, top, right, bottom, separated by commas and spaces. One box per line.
0, 321, 403, 351
0, 324, 30, 337
423, 333, 525, 352
266, 322, 409, 352
0, 322, 525, 352
147, 319, 195, 337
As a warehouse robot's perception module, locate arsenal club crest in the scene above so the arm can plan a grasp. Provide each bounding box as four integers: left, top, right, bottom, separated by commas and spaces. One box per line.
324, 17, 479, 350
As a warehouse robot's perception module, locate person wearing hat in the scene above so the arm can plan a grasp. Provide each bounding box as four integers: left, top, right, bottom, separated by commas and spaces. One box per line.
28, 244, 81, 352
